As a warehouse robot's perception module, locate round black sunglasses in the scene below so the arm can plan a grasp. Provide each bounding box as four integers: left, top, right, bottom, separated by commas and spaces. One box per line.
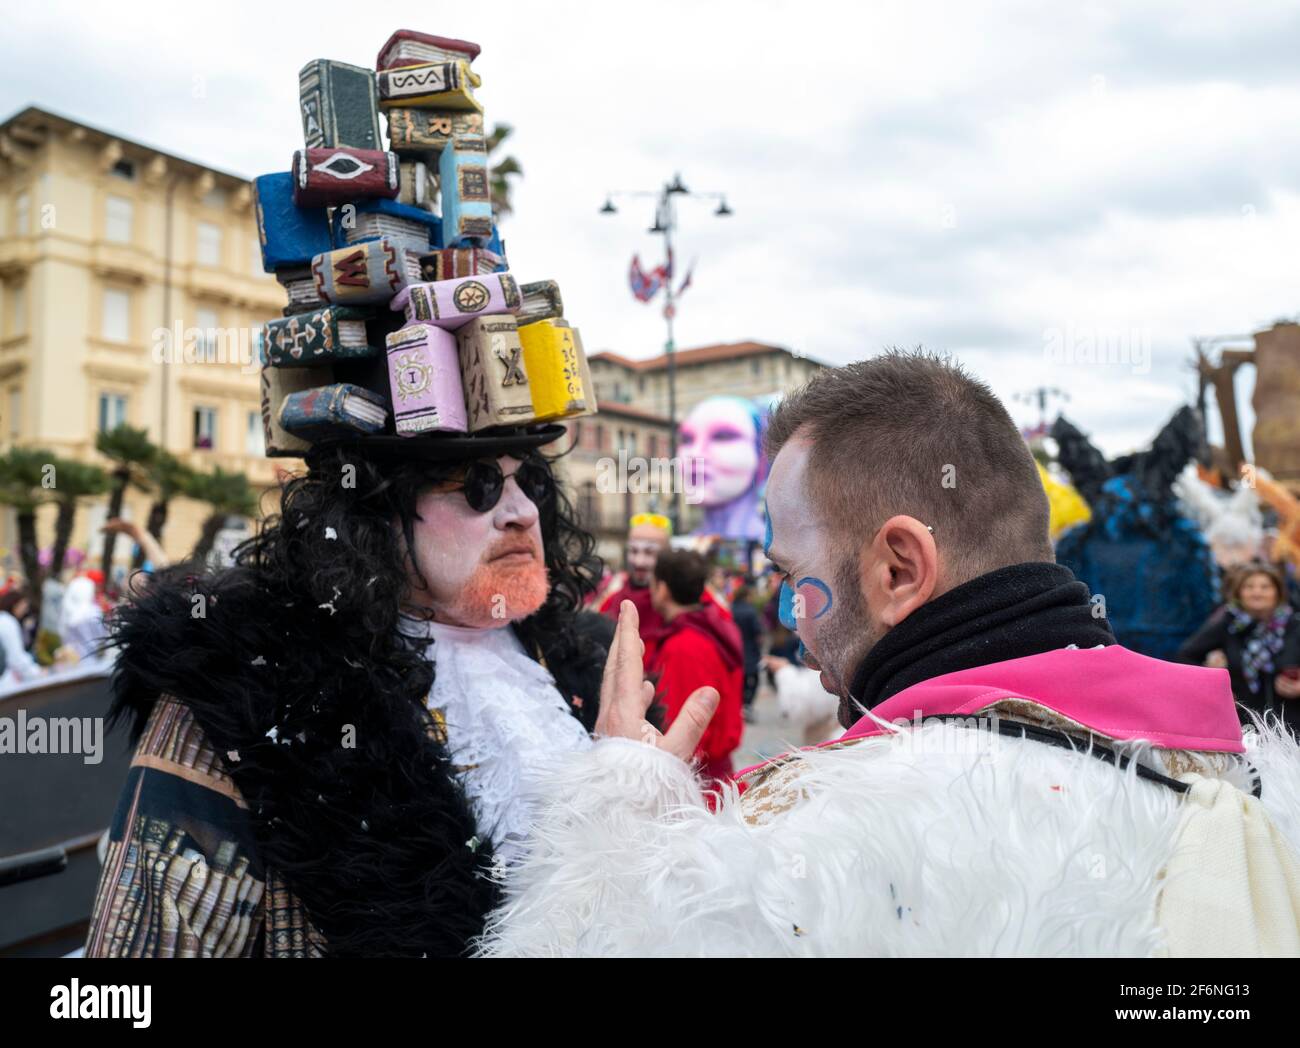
442, 457, 555, 513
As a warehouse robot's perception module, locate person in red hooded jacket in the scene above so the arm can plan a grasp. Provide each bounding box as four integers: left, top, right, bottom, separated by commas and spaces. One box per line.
647, 549, 744, 786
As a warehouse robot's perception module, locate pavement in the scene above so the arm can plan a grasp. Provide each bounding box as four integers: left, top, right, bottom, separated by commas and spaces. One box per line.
732, 676, 809, 770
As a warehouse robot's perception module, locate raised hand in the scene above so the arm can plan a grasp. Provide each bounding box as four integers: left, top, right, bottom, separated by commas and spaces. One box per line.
595, 599, 719, 762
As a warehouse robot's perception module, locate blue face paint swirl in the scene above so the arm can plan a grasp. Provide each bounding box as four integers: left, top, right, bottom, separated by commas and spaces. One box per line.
778, 580, 798, 631
796, 576, 833, 621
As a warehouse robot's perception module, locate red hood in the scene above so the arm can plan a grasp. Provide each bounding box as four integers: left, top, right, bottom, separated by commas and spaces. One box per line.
668, 604, 744, 670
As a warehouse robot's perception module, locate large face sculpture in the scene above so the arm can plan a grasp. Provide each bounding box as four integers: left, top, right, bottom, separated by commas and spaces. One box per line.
679, 396, 764, 509
406, 454, 550, 628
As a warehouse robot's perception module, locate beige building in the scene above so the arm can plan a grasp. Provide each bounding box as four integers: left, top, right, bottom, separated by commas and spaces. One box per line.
0, 107, 282, 569
588, 341, 823, 419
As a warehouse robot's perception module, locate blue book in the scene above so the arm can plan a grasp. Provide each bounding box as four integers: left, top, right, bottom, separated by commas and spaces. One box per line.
331, 197, 442, 253
278, 382, 388, 442
485, 224, 507, 267
439, 139, 494, 247
254, 172, 334, 273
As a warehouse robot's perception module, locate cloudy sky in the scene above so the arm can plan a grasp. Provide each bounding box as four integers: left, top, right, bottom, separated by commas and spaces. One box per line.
6, 0, 1299, 455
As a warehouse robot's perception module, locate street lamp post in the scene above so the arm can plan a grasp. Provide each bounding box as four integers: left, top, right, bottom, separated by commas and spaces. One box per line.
600, 174, 731, 531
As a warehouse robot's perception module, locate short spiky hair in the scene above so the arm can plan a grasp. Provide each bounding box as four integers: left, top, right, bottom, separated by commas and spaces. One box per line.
765, 349, 1053, 583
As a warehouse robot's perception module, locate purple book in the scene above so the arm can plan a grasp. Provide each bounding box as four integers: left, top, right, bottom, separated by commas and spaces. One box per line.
389, 271, 521, 330
385, 324, 468, 435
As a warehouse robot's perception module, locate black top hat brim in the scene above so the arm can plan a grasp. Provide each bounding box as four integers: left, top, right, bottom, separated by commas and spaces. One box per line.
316, 423, 568, 462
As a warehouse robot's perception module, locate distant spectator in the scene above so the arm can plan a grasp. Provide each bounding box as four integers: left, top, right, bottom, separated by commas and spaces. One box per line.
1178, 561, 1300, 735
648, 550, 744, 786
730, 581, 763, 717
57, 576, 108, 661
762, 654, 841, 745
597, 514, 672, 666
0, 588, 44, 684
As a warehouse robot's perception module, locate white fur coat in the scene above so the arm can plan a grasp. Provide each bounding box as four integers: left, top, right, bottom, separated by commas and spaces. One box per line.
476, 718, 1300, 957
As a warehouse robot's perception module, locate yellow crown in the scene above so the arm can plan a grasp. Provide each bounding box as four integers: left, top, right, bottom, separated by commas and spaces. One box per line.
629, 512, 672, 534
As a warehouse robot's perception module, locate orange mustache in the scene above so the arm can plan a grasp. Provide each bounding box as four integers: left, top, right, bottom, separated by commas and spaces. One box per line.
486, 536, 540, 562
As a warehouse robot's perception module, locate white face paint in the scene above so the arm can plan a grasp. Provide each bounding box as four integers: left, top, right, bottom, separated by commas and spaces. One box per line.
765, 438, 879, 705
406, 455, 549, 628
625, 524, 669, 587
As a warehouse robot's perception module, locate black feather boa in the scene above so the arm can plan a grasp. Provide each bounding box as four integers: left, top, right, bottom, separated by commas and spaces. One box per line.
108, 565, 608, 957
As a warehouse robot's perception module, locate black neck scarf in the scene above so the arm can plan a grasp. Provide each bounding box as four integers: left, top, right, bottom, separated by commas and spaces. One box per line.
846, 562, 1116, 718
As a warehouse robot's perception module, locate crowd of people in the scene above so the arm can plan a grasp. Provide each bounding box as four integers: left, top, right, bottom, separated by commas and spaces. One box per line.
586, 516, 848, 780
0, 518, 164, 689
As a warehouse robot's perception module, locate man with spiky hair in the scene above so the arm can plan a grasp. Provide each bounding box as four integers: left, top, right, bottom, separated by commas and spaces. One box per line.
86, 432, 613, 957
480, 350, 1300, 958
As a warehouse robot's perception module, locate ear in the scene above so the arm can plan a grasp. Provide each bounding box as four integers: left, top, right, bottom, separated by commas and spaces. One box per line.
861, 515, 939, 628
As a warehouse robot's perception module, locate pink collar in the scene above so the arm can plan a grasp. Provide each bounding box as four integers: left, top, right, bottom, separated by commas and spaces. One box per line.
739, 645, 1242, 780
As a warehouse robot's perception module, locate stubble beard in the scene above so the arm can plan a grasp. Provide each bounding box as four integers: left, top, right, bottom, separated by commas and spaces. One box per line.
819, 555, 885, 729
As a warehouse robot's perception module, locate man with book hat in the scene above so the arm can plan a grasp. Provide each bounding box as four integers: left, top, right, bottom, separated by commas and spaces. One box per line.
86, 27, 608, 958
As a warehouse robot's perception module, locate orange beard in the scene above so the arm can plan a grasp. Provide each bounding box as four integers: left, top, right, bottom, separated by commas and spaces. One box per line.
454, 555, 550, 627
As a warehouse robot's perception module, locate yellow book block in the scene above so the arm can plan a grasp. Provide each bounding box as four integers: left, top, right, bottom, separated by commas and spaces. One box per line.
377, 61, 483, 112
519, 318, 596, 421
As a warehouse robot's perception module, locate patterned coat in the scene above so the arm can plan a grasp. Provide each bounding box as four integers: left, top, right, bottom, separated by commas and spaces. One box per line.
87, 698, 324, 957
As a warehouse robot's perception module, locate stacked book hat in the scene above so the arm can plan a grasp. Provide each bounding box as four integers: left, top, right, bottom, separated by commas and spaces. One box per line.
253, 28, 598, 461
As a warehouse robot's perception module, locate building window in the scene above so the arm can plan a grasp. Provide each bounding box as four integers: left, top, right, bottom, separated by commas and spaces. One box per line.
202, 187, 229, 210
193, 406, 218, 450
751, 358, 761, 376
14, 192, 30, 235
111, 159, 136, 181
105, 195, 133, 244
8, 282, 26, 336
595, 423, 605, 451
245, 409, 262, 455
648, 434, 659, 459
98, 393, 128, 433
578, 481, 598, 530
197, 222, 223, 266
196, 306, 219, 362
8, 388, 20, 439
638, 376, 646, 393
102, 288, 130, 342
